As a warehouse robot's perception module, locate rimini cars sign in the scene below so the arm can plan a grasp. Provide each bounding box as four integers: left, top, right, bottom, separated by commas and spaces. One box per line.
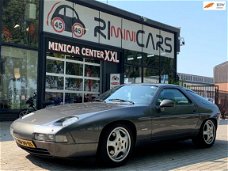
43, 0, 174, 58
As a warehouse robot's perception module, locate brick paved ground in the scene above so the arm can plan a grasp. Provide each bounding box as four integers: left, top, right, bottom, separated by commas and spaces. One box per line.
0, 120, 227, 171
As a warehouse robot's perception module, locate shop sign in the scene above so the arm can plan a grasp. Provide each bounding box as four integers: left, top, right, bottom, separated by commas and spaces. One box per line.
48, 41, 119, 63
110, 74, 120, 89
43, 0, 175, 58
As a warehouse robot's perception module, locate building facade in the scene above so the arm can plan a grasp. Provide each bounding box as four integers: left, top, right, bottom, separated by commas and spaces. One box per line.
214, 61, 228, 117
0, 0, 180, 120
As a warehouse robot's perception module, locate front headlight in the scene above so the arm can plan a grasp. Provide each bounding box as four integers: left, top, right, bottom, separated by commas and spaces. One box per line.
34, 133, 67, 143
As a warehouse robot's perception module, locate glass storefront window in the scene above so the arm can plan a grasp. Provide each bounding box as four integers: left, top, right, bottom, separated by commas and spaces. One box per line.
84, 79, 100, 92
143, 54, 160, 83
45, 92, 63, 106
160, 56, 175, 83
124, 50, 143, 84
124, 65, 142, 84
2, 0, 39, 47
65, 93, 82, 103
46, 76, 64, 90
85, 65, 100, 78
65, 78, 83, 91
84, 93, 98, 102
0, 46, 37, 109
66, 62, 83, 76
143, 67, 159, 83
45, 52, 100, 104
46, 59, 64, 74
124, 50, 175, 84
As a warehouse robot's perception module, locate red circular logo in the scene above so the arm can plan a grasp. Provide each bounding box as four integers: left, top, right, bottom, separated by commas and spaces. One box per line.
51, 17, 65, 33
72, 23, 85, 38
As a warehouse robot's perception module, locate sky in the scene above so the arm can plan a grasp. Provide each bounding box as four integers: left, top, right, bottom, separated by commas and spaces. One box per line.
97, 0, 227, 77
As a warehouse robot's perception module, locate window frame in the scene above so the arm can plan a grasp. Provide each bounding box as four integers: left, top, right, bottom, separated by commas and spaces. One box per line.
156, 88, 192, 106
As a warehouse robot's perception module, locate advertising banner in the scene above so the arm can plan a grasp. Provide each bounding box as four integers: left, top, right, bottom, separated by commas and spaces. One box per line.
43, 0, 175, 58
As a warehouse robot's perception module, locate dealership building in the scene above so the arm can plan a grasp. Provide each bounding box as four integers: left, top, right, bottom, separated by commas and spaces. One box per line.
0, 0, 180, 120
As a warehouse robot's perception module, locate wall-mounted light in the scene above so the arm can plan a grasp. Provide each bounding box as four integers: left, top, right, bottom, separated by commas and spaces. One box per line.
127, 57, 134, 61
137, 56, 142, 59
147, 54, 154, 58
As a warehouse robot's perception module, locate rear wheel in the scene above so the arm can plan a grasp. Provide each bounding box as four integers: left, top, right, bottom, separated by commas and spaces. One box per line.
97, 124, 134, 166
192, 119, 216, 148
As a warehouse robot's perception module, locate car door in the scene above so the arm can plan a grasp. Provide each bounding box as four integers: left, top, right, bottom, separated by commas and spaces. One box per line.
151, 88, 199, 140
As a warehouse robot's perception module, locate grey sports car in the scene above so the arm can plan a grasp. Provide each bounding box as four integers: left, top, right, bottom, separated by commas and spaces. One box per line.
10, 84, 221, 166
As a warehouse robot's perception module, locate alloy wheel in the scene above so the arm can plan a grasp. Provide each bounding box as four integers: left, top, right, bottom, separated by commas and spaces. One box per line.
106, 127, 131, 162
203, 120, 215, 144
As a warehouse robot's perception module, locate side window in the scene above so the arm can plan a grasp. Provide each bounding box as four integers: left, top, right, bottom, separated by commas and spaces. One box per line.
157, 89, 191, 105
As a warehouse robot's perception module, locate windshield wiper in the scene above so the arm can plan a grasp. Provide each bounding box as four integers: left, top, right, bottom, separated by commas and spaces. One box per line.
94, 98, 106, 103
108, 98, 135, 105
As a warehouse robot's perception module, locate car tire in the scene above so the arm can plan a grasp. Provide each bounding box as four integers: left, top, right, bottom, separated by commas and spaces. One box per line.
97, 123, 135, 167
192, 119, 216, 148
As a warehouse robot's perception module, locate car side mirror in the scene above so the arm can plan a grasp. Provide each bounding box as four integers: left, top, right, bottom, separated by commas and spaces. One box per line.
160, 99, 175, 108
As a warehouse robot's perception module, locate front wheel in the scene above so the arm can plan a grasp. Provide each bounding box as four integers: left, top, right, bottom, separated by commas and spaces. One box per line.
192, 119, 216, 148
97, 124, 134, 166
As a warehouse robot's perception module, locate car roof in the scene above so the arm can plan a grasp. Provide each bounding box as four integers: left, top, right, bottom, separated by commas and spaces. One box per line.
124, 83, 181, 88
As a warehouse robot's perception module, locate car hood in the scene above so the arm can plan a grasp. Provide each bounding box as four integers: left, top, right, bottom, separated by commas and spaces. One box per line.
17, 102, 127, 125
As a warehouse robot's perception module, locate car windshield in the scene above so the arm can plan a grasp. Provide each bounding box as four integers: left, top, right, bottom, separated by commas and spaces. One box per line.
96, 85, 158, 105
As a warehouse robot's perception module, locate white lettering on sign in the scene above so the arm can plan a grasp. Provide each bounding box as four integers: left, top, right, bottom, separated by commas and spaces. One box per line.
48, 41, 80, 55
48, 41, 119, 63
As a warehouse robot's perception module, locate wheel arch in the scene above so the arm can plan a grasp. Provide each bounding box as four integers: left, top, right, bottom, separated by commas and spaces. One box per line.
97, 120, 137, 148
209, 117, 218, 130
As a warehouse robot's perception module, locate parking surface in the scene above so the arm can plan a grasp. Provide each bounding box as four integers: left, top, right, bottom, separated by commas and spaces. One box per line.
0, 120, 228, 171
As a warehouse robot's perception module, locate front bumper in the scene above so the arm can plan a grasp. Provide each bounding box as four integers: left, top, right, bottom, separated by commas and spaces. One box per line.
17, 140, 98, 157
11, 128, 98, 158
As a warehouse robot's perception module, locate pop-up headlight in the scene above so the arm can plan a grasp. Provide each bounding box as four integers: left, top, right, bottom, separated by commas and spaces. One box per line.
54, 116, 79, 127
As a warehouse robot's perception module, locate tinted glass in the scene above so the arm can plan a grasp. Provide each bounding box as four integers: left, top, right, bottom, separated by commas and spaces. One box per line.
2, 0, 39, 47
160, 56, 175, 84
158, 89, 191, 105
124, 65, 142, 84
98, 85, 158, 105
46, 60, 64, 74
0, 46, 37, 110
46, 76, 63, 90
66, 62, 83, 76
65, 78, 83, 91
